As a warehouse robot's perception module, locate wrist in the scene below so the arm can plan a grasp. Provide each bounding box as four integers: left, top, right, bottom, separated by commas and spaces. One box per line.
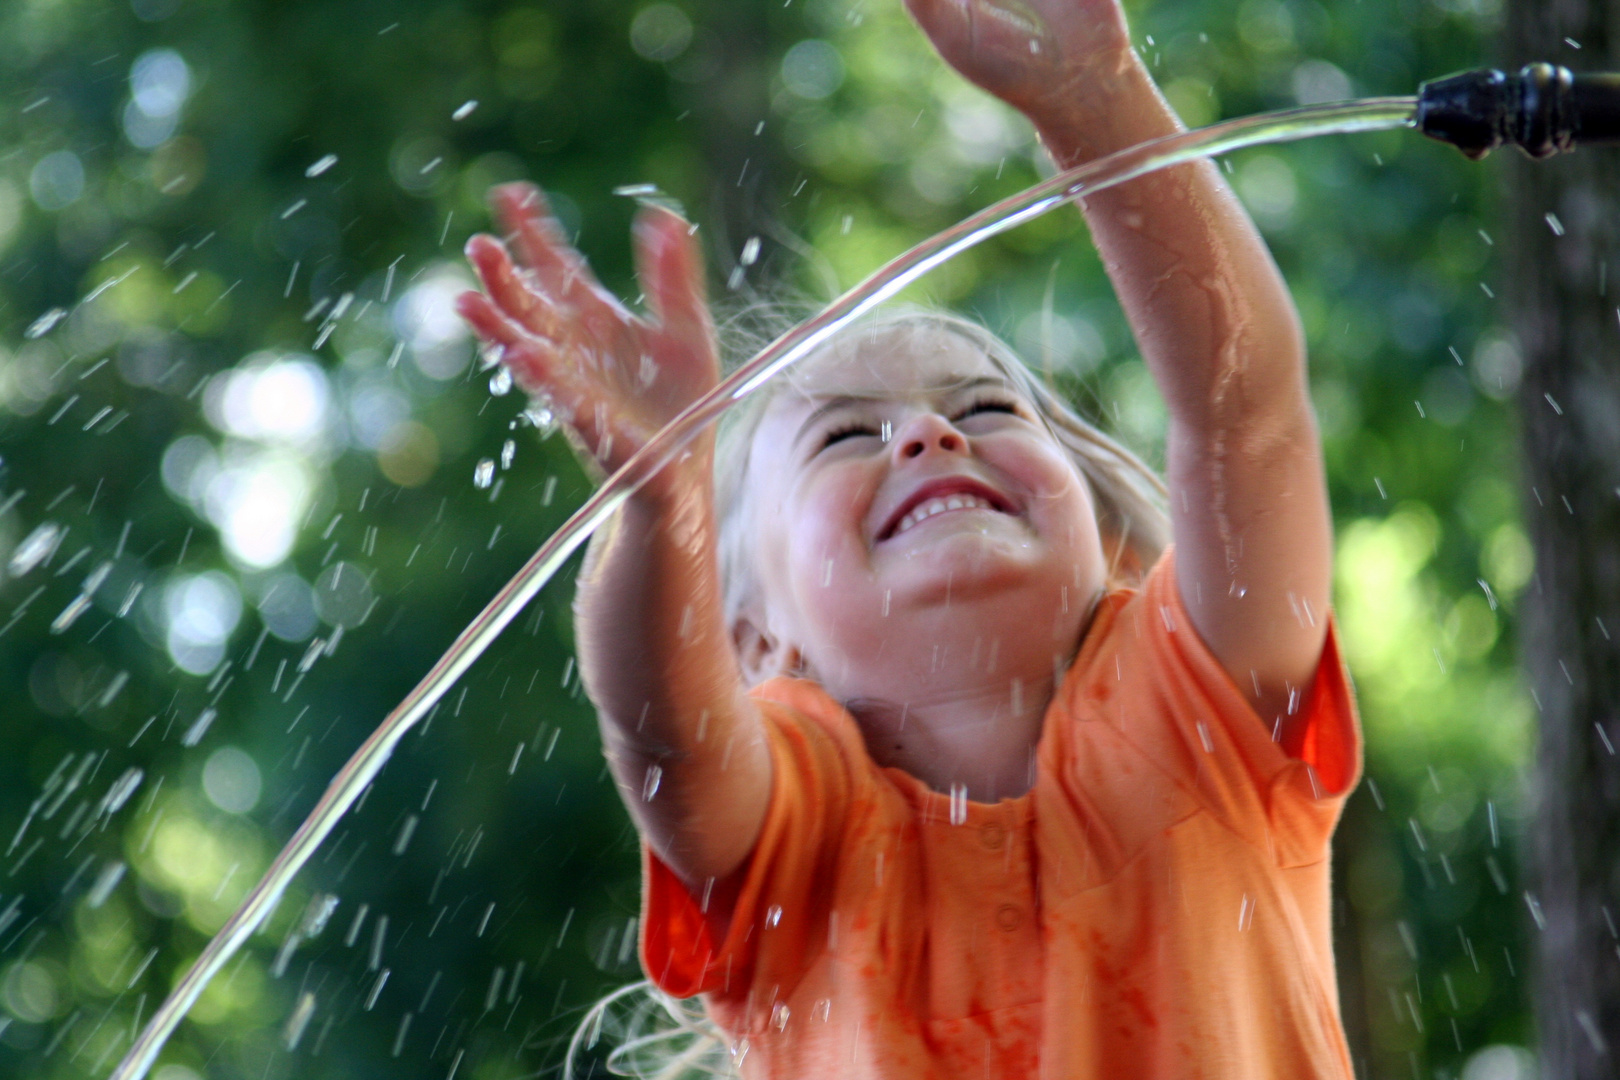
624, 440, 715, 523
1030, 56, 1183, 167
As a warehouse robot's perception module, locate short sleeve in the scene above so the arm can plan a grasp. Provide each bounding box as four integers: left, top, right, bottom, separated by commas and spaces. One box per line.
1066, 550, 1362, 868
639, 684, 868, 1009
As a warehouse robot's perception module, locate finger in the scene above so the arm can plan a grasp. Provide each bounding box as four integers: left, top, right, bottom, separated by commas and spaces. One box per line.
456, 291, 574, 399
489, 183, 608, 307
490, 182, 639, 341
459, 290, 647, 472
903, 0, 972, 51
465, 233, 566, 337
489, 183, 576, 276
633, 207, 714, 356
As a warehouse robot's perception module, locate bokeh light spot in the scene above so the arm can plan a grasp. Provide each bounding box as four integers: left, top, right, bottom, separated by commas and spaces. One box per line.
313, 561, 375, 628
631, 4, 693, 62
377, 420, 440, 487
164, 571, 243, 675
2, 961, 60, 1024
202, 747, 262, 815
29, 151, 85, 212
781, 40, 845, 100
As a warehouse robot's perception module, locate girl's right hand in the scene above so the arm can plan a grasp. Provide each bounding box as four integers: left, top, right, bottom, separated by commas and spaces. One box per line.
457, 183, 719, 498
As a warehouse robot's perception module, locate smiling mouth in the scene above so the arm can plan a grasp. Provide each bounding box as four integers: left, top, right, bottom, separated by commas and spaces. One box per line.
891, 494, 1001, 538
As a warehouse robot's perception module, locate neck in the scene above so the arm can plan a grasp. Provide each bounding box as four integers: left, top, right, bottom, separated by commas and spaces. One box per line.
810, 591, 1099, 800
845, 676, 1054, 801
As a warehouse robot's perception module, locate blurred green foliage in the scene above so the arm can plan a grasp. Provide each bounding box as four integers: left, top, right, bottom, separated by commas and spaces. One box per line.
0, 0, 1544, 1078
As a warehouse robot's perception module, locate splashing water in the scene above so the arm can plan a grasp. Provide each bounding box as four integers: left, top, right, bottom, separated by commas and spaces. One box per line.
7, 521, 63, 577
109, 96, 1417, 1080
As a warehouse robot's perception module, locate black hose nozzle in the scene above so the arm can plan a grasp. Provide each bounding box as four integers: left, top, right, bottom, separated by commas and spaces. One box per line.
1417, 63, 1620, 159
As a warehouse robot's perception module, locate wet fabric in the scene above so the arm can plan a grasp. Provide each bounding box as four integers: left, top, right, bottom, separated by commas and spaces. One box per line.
640, 550, 1362, 1079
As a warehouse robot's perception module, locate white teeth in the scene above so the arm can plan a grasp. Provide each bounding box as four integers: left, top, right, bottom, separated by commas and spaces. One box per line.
891, 494, 996, 537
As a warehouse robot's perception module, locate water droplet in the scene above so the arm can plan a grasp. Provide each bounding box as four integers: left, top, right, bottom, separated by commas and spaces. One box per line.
488, 368, 513, 396
87, 860, 126, 908
478, 343, 505, 370
949, 782, 968, 825
771, 1002, 790, 1031
80, 559, 113, 596
181, 708, 218, 748
500, 439, 516, 469
523, 401, 557, 436
98, 767, 143, 817
452, 100, 478, 121
298, 637, 326, 673
304, 155, 338, 178
24, 308, 66, 339
8, 522, 63, 577
880, 419, 892, 443
48, 593, 94, 634
473, 459, 496, 489
284, 991, 317, 1050
765, 904, 783, 927
740, 236, 761, 266
642, 764, 662, 801
300, 894, 340, 938
611, 183, 686, 215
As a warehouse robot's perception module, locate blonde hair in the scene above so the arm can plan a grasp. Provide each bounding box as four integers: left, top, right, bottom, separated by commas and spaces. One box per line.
714, 306, 1170, 631
565, 981, 737, 1079
570, 306, 1170, 1079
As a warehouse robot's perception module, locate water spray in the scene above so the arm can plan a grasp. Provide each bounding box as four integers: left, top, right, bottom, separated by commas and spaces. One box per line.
108, 63, 1620, 1080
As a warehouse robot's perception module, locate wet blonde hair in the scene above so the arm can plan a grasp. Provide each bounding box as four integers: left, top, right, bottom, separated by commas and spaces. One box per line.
713, 306, 1170, 633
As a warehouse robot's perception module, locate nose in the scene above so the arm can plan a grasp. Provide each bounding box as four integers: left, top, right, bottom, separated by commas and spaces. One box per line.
892, 412, 967, 462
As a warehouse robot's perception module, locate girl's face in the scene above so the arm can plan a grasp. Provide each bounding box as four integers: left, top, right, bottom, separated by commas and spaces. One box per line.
740, 326, 1108, 686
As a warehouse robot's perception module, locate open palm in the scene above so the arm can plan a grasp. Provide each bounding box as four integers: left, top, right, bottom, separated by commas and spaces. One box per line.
458, 184, 718, 494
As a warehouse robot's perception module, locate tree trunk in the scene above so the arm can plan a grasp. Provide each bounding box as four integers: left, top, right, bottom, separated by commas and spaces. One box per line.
1502, 3, 1620, 1075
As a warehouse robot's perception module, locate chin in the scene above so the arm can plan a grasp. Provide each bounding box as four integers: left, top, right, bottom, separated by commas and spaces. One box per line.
881, 534, 1055, 604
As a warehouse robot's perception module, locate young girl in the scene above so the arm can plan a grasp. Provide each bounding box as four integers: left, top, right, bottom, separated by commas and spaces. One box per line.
458, 0, 1361, 1076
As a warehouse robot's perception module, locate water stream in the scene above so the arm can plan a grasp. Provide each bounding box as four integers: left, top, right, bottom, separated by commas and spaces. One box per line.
109, 95, 1418, 1080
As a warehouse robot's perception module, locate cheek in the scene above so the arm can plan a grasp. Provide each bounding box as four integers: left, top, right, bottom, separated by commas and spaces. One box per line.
781, 468, 882, 601
989, 437, 1088, 509
1002, 442, 1102, 549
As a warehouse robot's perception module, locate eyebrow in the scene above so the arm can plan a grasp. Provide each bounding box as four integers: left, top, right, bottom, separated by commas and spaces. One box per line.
790, 375, 1012, 449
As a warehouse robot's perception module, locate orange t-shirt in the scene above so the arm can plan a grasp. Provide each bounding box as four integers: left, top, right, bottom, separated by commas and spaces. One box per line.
641, 553, 1362, 1079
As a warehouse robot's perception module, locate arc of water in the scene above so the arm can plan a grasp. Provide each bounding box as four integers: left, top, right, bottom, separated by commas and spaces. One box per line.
109, 96, 1416, 1080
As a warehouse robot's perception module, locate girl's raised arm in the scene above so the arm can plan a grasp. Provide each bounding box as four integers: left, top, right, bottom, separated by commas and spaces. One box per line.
459, 185, 771, 890
908, 0, 1332, 736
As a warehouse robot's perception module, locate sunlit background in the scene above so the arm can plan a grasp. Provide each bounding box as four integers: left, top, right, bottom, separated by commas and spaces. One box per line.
0, 0, 1548, 1077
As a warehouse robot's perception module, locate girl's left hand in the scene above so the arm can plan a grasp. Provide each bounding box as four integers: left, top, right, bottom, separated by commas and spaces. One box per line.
903, 0, 1137, 124
458, 183, 718, 499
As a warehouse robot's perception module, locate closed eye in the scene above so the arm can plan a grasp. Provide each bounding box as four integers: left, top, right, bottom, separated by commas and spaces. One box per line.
952, 396, 1021, 422
820, 422, 880, 450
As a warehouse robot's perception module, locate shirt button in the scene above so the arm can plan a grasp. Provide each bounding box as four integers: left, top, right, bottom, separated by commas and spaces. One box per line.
979, 823, 1006, 850
996, 904, 1023, 931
